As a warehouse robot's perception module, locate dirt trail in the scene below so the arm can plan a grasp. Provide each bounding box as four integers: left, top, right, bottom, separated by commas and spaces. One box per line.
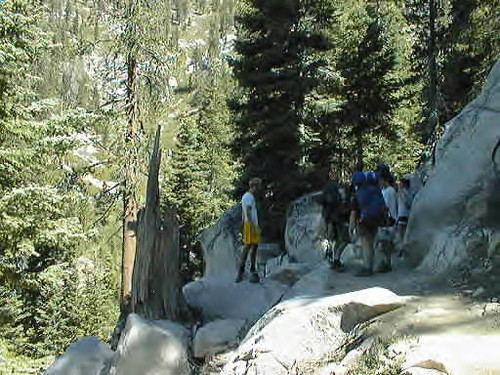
311, 255, 500, 375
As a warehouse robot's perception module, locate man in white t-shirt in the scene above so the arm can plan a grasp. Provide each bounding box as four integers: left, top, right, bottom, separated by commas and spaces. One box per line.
236, 177, 262, 283
377, 172, 397, 272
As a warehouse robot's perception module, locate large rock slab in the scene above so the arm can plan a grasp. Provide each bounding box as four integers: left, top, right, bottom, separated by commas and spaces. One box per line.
193, 319, 246, 359
44, 337, 113, 375
183, 276, 287, 324
284, 192, 328, 264
199, 204, 243, 279
221, 287, 406, 375
105, 314, 190, 375
406, 61, 500, 273
400, 335, 500, 375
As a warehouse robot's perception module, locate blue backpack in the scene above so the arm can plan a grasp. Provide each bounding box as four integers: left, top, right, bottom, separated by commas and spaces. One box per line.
352, 171, 388, 226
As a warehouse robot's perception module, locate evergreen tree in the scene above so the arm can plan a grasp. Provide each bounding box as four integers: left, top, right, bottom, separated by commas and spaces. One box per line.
405, 0, 499, 151
232, 0, 333, 240
166, 66, 236, 281
335, 3, 403, 170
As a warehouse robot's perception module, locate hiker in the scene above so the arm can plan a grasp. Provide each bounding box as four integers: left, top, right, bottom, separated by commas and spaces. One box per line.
349, 171, 388, 276
377, 170, 398, 272
395, 176, 413, 256
236, 177, 262, 283
322, 174, 351, 272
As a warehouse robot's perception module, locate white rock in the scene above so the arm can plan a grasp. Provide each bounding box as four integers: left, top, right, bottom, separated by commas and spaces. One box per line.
199, 204, 243, 280
472, 286, 485, 298
183, 276, 287, 323
406, 61, 500, 273
106, 314, 190, 375
403, 335, 500, 375
266, 262, 313, 286
405, 367, 446, 375
284, 192, 327, 264
193, 319, 245, 358
221, 287, 406, 374
44, 337, 113, 375
316, 363, 346, 375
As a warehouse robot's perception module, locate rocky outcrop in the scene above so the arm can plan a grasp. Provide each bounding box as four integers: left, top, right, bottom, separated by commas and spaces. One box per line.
284, 192, 328, 264
182, 276, 287, 324
221, 287, 406, 375
406, 61, 500, 273
193, 319, 246, 359
44, 337, 113, 375
105, 314, 190, 375
199, 204, 243, 279
199, 205, 284, 279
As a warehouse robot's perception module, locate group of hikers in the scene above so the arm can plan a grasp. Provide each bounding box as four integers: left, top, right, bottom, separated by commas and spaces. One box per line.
235, 164, 415, 283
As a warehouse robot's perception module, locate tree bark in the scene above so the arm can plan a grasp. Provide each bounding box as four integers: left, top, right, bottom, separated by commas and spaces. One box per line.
121, 0, 139, 303
131, 126, 187, 321
355, 130, 364, 171
425, 0, 438, 145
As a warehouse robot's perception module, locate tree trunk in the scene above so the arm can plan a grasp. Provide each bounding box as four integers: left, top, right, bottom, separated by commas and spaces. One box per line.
425, 0, 438, 145
121, 0, 139, 303
131, 126, 187, 321
355, 131, 364, 171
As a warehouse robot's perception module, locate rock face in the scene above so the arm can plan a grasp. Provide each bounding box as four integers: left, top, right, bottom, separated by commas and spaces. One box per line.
284, 192, 327, 264
406, 61, 500, 273
44, 337, 113, 375
105, 314, 190, 375
193, 319, 246, 359
182, 276, 287, 324
221, 287, 406, 375
199, 204, 243, 279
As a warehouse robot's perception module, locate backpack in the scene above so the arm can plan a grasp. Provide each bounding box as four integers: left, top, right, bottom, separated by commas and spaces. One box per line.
352, 171, 389, 227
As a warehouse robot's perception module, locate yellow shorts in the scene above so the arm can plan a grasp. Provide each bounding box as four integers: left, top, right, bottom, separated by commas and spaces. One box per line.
243, 221, 260, 245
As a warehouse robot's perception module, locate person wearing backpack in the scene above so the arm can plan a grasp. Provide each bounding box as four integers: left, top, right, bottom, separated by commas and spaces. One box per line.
322, 176, 350, 272
349, 171, 389, 276
377, 171, 398, 272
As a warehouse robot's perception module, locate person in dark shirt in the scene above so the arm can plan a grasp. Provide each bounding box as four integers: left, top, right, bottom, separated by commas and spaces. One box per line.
322, 176, 351, 272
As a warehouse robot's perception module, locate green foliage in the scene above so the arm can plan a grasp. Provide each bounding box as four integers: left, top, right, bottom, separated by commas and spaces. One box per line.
0, 0, 496, 365
0, 2, 120, 359
405, 0, 500, 147
165, 64, 237, 281
346, 338, 405, 375
232, 0, 334, 240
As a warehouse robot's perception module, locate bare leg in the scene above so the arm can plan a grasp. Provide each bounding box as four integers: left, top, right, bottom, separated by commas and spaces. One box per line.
397, 225, 407, 256
238, 245, 250, 276
334, 223, 349, 262
249, 245, 258, 273
360, 234, 374, 272
334, 242, 348, 262
379, 240, 394, 269
249, 245, 260, 283
326, 222, 334, 262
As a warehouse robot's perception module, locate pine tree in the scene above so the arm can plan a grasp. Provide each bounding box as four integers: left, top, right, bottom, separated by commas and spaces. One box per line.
335, 3, 402, 170
167, 66, 237, 281
232, 0, 333, 240
406, 0, 499, 155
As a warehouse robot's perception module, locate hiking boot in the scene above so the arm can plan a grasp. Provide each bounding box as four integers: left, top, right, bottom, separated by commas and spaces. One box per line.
249, 272, 260, 283
330, 260, 345, 273
376, 264, 392, 273
235, 272, 245, 283
355, 268, 373, 277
